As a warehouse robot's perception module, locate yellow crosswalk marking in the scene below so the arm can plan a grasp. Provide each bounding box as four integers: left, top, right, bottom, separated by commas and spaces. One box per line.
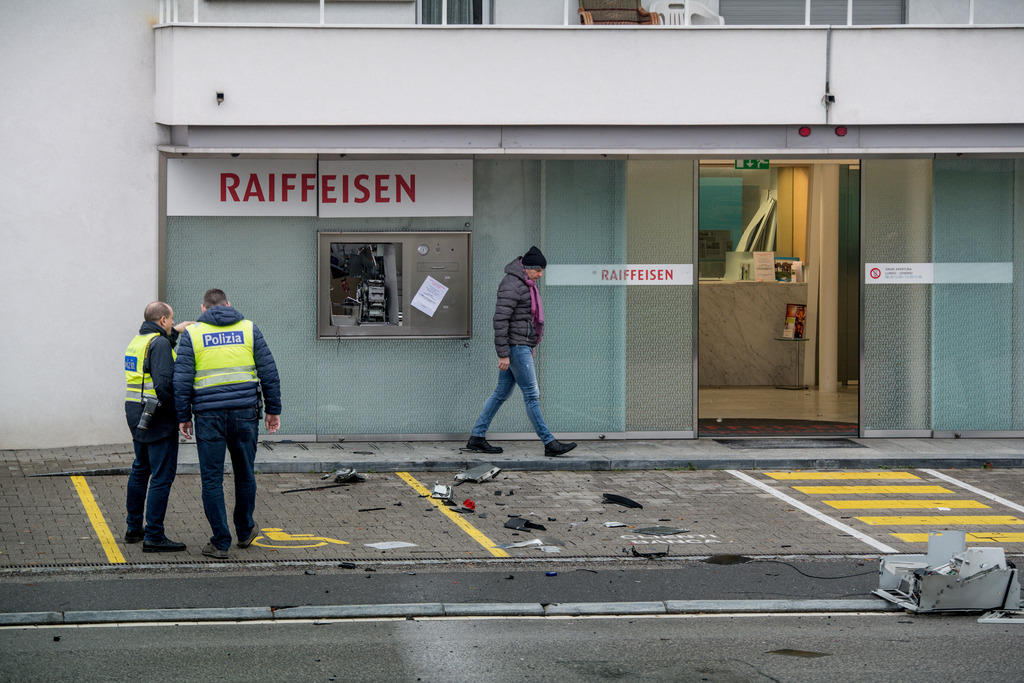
893, 532, 1024, 543
824, 500, 989, 509
857, 515, 1024, 526
793, 485, 953, 494
765, 472, 919, 480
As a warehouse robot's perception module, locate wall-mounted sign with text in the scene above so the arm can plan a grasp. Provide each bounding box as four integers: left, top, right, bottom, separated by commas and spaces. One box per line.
166, 158, 473, 217
865, 263, 1012, 284
546, 264, 693, 286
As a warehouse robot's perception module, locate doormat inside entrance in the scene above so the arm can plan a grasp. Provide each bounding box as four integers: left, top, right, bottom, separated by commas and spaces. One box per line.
699, 418, 858, 437
713, 438, 865, 450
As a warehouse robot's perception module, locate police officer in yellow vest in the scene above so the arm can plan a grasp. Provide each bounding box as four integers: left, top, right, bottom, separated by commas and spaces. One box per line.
173, 288, 282, 560
124, 301, 193, 552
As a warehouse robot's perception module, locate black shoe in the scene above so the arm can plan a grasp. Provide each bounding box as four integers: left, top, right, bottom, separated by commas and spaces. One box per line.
124, 530, 144, 544
544, 440, 577, 457
142, 538, 187, 553
465, 436, 503, 454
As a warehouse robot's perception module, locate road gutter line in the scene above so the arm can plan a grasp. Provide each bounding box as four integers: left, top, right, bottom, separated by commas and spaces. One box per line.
726, 470, 898, 553
919, 469, 1024, 515
70, 476, 125, 564
396, 471, 510, 558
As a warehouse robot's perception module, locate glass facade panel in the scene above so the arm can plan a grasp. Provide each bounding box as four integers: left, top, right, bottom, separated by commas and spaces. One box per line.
861, 159, 932, 432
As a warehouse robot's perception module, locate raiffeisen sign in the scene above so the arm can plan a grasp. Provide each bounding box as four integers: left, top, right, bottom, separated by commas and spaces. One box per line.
166, 158, 473, 217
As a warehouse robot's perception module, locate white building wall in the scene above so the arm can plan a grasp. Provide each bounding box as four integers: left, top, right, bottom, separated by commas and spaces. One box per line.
0, 1, 166, 448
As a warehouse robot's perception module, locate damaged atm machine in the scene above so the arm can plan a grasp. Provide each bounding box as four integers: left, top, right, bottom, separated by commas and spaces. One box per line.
874, 530, 1022, 620
317, 232, 472, 339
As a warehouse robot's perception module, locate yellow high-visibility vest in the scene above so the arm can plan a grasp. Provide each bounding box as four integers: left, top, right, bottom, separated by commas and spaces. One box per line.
124, 332, 176, 402
189, 320, 257, 390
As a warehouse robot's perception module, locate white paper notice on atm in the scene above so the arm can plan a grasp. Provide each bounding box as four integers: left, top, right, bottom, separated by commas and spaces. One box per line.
411, 275, 448, 317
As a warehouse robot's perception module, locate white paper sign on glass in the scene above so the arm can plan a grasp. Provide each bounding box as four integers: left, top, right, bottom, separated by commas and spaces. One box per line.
410, 276, 449, 317
318, 160, 472, 217
546, 264, 693, 286
866, 263, 1013, 284
167, 158, 318, 216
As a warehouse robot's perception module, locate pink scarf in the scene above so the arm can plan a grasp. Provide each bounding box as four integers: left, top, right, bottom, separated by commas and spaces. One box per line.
525, 269, 545, 344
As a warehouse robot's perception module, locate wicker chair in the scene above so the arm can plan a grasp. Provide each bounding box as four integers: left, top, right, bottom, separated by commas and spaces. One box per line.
578, 0, 662, 25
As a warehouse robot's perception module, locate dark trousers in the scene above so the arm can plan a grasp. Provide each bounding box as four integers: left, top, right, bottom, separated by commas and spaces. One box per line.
195, 407, 260, 550
125, 434, 179, 542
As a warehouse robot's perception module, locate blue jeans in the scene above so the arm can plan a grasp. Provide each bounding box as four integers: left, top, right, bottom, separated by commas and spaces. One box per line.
125, 434, 179, 542
472, 345, 554, 444
195, 407, 260, 550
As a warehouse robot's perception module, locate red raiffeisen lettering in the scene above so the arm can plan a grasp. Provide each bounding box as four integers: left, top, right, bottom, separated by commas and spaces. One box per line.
600, 268, 675, 282
218, 172, 416, 204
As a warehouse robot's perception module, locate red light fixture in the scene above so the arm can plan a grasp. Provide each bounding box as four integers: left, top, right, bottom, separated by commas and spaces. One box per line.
835, 126, 848, 137
798, 126, 812, 137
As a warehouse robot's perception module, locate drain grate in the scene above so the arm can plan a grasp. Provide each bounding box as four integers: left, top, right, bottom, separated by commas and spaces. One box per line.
714, 438, 865, 450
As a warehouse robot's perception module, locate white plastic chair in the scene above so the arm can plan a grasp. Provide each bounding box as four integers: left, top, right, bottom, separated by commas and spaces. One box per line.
648, 0, 725, 26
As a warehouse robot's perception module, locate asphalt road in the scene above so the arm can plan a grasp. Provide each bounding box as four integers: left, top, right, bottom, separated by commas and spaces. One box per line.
3, 613, 1021, 682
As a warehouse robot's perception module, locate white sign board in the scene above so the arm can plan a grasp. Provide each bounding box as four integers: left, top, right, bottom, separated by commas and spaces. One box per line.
166, 159, 473, 217
546, 264, 693, 286
167, 158, 318, 216
866, 263, 1013, 284
865, 263, 933, 284
318, 160, 472, 218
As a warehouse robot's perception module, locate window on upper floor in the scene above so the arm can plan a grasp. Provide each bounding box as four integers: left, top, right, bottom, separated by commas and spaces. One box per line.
420, 0, 487, 24
719, 0, 905, 25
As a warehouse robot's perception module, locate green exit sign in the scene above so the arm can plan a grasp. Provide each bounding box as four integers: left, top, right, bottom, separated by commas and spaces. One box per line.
735, 159, 770, 170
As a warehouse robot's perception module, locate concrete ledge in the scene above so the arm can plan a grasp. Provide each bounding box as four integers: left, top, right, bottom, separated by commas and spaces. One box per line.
544, 601, 668, 616
272, 603, 444, 619
443, 602, 545, 617
0, 611, 62, 625
664, 599, 898, 613
63, 607, 273, 623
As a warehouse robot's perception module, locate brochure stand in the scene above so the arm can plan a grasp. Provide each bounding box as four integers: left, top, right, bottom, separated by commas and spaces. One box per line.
775, 337, 811, 390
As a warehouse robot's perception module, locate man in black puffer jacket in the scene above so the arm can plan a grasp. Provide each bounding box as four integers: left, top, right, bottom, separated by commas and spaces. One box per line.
466, 246, 577, 457
173, 288, 282, 560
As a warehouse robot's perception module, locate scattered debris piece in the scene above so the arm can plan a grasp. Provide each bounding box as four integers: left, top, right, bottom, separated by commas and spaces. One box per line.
478, 512, 488, 519
547, 517, 556, 522
507, 489, 514, 496
545, 572, 558, 577
504, 518, 547, 532
603, 521, 626, 528
630, 544, 669, 558
339, 562, 357, 569
540, 546, 561, 553
282, 482, 348, 494
454, 464, 501, 485
576, 569, 598, 574
321, 468, 366, 483
352, 451, 375, 455
462, 499, 476, 512
431, 483, 455, 504
767, 650, 829, 658
494, 490, 502, 496
305, 570, 317, 575
358, 507, 387, 512
603, 493, 643, 509
497, 539, 544, 549
635, 526, 690, 536
365, 541, 418, 550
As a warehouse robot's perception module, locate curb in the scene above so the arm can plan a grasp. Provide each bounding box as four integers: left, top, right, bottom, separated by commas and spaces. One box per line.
0, 599, 899, 626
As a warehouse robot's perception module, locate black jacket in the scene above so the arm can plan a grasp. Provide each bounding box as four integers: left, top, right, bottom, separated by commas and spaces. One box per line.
493, 258, 539, 358
125, 321, 180, 443
173, 306, 282, 419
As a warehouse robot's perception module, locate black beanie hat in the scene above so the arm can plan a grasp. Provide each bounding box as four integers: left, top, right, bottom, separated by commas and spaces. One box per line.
522, 245, 547, 268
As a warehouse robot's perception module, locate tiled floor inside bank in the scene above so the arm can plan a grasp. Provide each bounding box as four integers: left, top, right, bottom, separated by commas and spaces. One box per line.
698, 385, 859, 436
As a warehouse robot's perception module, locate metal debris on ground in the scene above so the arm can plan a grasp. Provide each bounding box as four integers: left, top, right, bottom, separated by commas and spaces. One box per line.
358, 507, 386, 512
497, 539, 545, 549
635, 526, 690, 536
431, 483, 455, 504
630, 544, 669, 558
874, 530, 1021, 613
504, 517, 547, 532
454, 464, 501, 485
602, 493, 643, 509
364, 541, 418, 550
321, 468, 366, 483
603, 521, 626, 528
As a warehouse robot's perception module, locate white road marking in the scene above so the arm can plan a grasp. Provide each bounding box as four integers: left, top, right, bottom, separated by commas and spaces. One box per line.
919, 469, 1024, 515
726, 470, 898, 553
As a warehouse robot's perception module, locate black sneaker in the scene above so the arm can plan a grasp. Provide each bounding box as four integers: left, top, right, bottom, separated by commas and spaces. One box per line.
544, 440, 577, 457
124, 530, 144, 544
465, 436, 503, 454
143, 538, 187, 553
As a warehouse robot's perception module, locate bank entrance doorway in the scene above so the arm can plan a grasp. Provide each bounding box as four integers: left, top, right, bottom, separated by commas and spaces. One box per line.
696, 160, 860, 437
